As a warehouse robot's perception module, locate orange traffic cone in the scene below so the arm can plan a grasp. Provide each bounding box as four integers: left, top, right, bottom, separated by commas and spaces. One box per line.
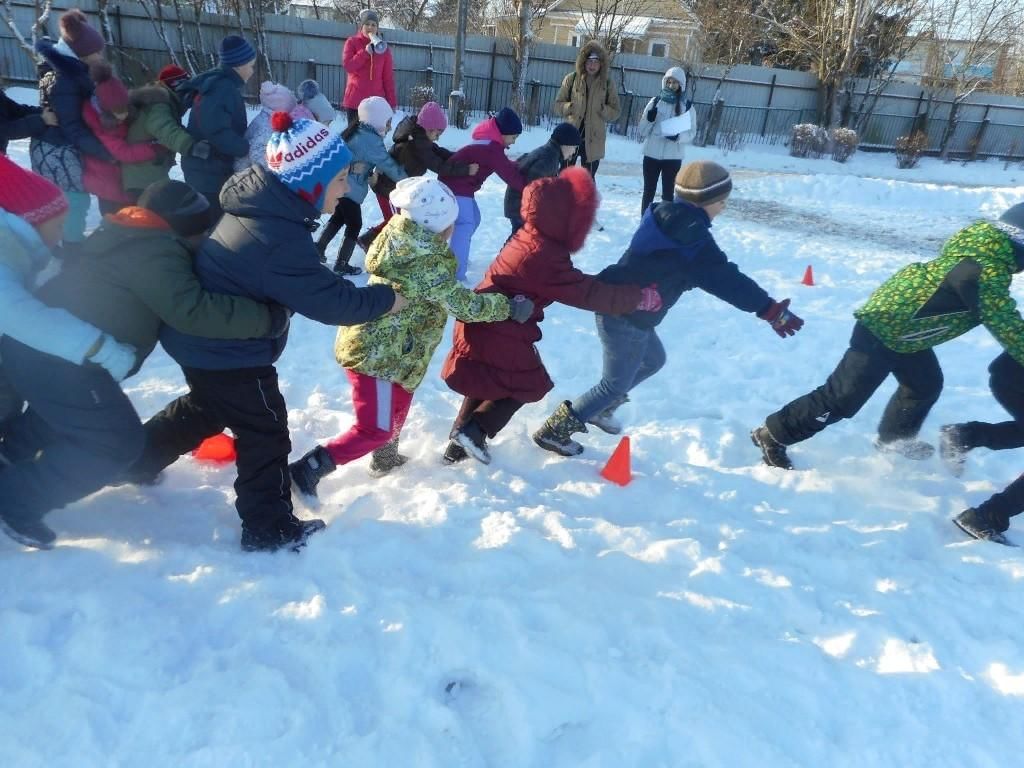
801, 265, 815, 286
600, 436, 632, 486
192, 432, 237, 464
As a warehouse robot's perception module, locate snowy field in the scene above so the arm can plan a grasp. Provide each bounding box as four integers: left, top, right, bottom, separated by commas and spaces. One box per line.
3, 87, 1024, 766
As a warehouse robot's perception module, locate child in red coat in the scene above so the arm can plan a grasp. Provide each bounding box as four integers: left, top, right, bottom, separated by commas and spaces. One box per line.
81, 63, 159, 214
440, 166, 658, 464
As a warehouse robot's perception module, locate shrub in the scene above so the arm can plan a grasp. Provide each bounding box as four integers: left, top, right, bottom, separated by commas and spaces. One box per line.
719, 128, 744, 155
409, 84, 435, 112
789, 123, 828, 159
830, 127, 858, 163
895, 131, 928, 169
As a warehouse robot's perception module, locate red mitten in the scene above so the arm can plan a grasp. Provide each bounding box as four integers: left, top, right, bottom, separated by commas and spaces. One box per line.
758, 298, 804, 338
637, 285, 662, 313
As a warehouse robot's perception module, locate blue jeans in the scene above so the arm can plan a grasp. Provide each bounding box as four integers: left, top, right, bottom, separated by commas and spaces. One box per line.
451, 196, 480, 282
572, 314, 666, 422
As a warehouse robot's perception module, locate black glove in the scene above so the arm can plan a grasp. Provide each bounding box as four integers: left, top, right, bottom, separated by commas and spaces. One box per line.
646, 107, 657, 122
190, 140, 211, 160
684, 99, 693, 111
666, 134, 679, 142
266, 304, 292, 338
757, 298, 804, 338
509, 295, 534, 324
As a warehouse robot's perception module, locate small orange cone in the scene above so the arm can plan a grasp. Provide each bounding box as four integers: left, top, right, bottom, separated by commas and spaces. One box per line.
801, 265, 815, 286
192, 432, 237, 464
600, 436, 633, 486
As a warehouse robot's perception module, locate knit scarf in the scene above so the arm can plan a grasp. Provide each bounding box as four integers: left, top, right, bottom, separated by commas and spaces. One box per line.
658, 87, 680, 104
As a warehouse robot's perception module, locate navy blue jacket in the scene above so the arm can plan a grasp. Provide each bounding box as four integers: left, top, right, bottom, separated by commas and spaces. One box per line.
179, 67, 250, 192
161, 165, 396, 370
0, 90, 46, 154
34, 38, 112, 161
599, 200, 772, 329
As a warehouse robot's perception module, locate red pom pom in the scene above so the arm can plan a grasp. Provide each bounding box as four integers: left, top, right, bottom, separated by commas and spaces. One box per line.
271, 111, 293, 132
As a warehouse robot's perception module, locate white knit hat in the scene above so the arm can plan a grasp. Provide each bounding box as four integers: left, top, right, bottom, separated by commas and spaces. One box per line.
390, 177, 458, 234
357, 96, 394, 133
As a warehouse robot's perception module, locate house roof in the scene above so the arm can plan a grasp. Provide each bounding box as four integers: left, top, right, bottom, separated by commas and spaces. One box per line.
573, 14, 657, 39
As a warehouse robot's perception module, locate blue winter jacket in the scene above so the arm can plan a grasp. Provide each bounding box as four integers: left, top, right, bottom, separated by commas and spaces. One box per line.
160, 165, 396, 370
599, 200, 772, 329
343, 123, 406, 205
34, 38, 112, 161
179, 66, 250, 191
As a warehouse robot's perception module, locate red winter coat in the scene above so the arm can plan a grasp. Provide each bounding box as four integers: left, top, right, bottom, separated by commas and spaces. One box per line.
342, 32, 396, 110
81, 101, 159, 202
441, 167, 643, 403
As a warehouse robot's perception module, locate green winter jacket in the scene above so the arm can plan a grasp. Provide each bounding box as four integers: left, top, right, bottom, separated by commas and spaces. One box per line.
854, 221, 1024, 363
35, 207, 273, 376
335, 214, 512, 392
121, 83, 195, 193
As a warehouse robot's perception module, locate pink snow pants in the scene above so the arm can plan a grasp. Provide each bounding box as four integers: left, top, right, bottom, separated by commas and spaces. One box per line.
324, 370, 413, 465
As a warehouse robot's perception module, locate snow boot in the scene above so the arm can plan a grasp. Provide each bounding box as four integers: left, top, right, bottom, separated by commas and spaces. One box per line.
241, 514, 326, 553
368, 436, 409, 478
751, 425, 793, 470
953, 508, 1009, 546
0, 508, 56, 550
316, 218, 344, 264
358, 223, 384, 253
939, 424, 972, 477
332, 237, 362, 276
874, 437, 935, 460
533, 401, 587, 457
453, 420, 492, 465
289, 445, 337, 499
442, 439, 468, 465
587, 396, 628, 435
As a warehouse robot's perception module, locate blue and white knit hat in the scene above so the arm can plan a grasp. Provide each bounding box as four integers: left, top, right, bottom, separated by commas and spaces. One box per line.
266, 112, 352, 210
219, 35, 256, 67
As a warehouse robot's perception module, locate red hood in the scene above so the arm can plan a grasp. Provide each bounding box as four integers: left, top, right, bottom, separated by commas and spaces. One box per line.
520, 166, 597, 252
471, 117, 504, 144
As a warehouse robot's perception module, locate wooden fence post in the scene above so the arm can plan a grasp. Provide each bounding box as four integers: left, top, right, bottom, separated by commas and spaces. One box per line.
306, 58, 316, 81
760, 73, 776, 137
971, 104, 991, 161
706, 97, 725, 146
527, 79, 541, 126
485, 38, 498, 113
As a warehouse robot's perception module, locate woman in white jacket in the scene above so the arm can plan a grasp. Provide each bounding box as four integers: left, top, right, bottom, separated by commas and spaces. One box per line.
638, 66, 690, 217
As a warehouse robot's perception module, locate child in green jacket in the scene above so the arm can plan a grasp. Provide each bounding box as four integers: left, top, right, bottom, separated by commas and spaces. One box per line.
289, 177, 533, 495
752, 205, 1024, 472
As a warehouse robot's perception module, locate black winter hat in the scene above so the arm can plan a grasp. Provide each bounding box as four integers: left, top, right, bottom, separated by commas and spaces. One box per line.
137, 180, 214, 237
551, 122, 581, 147
999, 202, 1024, 269
494, 107, 523, 136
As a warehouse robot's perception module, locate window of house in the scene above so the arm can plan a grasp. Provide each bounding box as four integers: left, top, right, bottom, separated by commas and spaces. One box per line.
649, 40, 669, 58
571, 34, 580, 47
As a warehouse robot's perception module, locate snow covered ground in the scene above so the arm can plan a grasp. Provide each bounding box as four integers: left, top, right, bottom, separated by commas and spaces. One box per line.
3, 87, 1024, 766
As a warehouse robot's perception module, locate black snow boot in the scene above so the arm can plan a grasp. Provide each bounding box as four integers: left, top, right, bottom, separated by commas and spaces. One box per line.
953, 508, 1009, 546
289, 445, 337, 499
939, 424, 972, 477
533, 401, 588, 457
442, 439, 468, 465
751, 425, 793, 470
874, 437, 935, 460
453, 420, 492, 464
0, 508, 56, 550
316, 218, 344, 264
332, 237, 362, 276
587, 395, 628, 435
241, 514, 326, 553
368, 436, 409, 477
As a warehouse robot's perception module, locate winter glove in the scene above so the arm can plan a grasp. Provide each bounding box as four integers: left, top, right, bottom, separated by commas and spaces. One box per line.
646, 107, 658, 122
758, 298, 804, 338
85, 333, 137, 381
266, 304, 292, 338
508, 295, 534, 324
636, 285, 662, 313
684, 99, 693, 111
666, 134, 679, 142
190, 140, 211, 160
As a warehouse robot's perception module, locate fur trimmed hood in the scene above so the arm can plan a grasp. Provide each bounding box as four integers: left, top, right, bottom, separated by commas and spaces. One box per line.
521, 166, 598, 252
574, 40, 609, 78
130, 82, 177, 109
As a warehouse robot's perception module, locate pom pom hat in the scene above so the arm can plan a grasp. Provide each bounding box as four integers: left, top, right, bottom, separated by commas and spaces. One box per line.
266, 111, 352, 210
59, 9, 105, 58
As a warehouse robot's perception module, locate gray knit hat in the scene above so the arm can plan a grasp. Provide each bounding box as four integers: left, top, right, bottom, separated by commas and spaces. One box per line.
358, 9, 379, 24
674, 161, 732, 206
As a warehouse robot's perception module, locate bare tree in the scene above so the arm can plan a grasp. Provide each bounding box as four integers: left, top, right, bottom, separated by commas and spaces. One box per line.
570, 0, 658, 59
375, 0, 434, 30
490, 0, 555, 114
138, 0, 182, 66
922, 0, 1024, 157
2, 0, 52, 60
689, 0, 769, 66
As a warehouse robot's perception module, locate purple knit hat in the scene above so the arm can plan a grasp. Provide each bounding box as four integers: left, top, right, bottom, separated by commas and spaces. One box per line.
417, 101, 447, 132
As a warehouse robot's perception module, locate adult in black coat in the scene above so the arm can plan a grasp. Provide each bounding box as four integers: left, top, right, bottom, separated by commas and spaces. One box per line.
0, 89, 54, 155
179, 35, 258, 221
503, 122, 580, 235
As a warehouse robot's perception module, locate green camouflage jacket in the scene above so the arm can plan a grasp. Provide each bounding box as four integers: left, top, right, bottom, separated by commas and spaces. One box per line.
854, 221, 1024, 363
335, 215, 512, 391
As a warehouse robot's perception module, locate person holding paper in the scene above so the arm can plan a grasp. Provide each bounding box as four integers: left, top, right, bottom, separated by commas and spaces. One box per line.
638, 66, 692, 217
